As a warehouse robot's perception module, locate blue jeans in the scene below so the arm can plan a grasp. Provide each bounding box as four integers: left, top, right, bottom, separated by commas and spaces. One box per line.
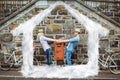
45, 48, 51, 65
66, 51, 73, 65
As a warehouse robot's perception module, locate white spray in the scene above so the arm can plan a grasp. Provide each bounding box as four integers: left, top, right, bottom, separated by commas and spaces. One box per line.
11, 1, 109, 78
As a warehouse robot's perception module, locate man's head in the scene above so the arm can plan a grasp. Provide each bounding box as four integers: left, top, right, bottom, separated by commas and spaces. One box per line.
74, 28, 80, 35
38, 29, 44, 36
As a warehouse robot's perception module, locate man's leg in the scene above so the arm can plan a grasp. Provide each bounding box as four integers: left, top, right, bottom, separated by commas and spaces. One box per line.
66, 51, 72, 65
45, 48, 51, 65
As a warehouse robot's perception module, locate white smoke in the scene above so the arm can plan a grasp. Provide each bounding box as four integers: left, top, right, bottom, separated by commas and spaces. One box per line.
11, 1, 109, 78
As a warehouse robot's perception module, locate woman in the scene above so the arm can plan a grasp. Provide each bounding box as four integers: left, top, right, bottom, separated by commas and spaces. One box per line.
38, 29, 57, 65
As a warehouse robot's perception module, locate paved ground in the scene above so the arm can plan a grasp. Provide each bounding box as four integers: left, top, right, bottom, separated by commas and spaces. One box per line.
0, 70, 120, 80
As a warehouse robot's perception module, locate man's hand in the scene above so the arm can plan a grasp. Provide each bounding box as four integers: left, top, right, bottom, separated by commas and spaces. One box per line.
54, 40, 61, 42
55, 40, 68, 43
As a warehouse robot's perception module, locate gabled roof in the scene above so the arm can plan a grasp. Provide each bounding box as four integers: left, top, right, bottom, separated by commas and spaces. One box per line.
12, 1, 108, 36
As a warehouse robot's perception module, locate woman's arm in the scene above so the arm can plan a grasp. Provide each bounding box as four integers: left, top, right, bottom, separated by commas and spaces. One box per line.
43, 36, 57, 42
43, 36, 69, 42
49, 38, 57, 42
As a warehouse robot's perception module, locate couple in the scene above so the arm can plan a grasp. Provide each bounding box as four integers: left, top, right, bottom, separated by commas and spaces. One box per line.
38, 28, 80, 65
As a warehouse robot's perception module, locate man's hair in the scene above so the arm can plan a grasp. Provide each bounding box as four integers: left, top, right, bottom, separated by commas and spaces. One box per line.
78, 32, 80, 34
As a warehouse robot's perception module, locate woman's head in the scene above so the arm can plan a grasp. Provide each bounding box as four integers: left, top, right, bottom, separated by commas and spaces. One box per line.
38, 29, 44, 36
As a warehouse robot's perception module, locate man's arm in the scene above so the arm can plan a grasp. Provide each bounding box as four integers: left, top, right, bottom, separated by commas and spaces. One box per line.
57, 36, 79, 43
68, 36, 79, 42
57, 39, 69, 43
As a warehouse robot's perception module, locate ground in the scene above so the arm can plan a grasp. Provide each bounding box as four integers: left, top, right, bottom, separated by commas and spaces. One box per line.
0, 70, 119, 80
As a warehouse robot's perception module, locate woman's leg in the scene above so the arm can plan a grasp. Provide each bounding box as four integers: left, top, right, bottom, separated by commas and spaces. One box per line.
45, 48, 51, 65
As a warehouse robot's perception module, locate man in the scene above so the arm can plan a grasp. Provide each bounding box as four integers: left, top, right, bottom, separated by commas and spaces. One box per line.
38, 29, 57, 65
59, 28, 80, 65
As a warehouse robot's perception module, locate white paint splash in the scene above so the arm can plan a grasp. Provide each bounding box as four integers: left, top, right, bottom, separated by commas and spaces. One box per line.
11, 1, 109, 78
